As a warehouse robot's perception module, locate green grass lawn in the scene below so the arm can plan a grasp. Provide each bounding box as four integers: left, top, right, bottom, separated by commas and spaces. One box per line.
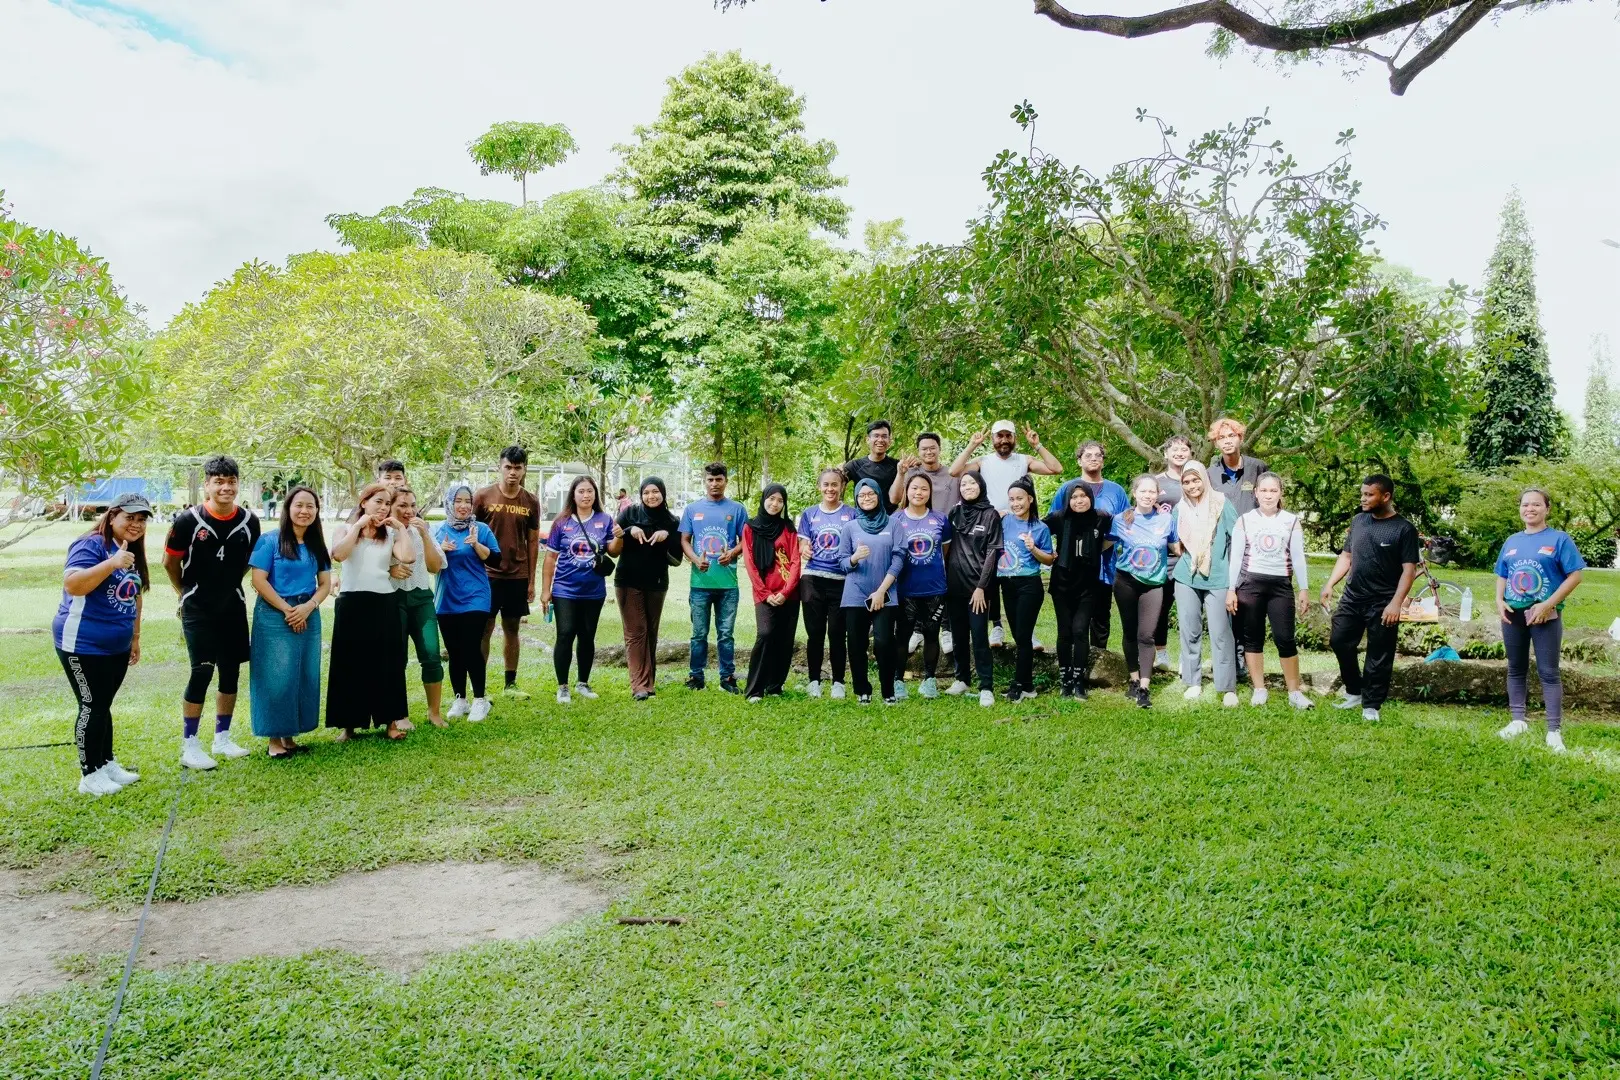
4, 525, 1620, 1077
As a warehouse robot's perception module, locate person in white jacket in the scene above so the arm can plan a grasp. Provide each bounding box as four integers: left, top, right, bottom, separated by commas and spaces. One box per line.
1226, 473, 1313, 710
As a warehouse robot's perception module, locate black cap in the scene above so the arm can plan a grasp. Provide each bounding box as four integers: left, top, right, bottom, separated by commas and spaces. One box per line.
109, 492, 154, 516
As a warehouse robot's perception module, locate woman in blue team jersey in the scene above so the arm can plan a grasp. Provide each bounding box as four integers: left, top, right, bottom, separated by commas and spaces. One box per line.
798, 467, 855, 699
998, 477, 1055, 702
1494, 487, 1585, 752
1111, 474, 1182, 708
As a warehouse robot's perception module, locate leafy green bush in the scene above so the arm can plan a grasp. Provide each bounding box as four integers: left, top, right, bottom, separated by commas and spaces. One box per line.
1452, 458, 1620, 568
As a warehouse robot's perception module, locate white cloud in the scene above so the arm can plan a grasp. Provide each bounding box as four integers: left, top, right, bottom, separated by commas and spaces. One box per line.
4, 0, 1617, 410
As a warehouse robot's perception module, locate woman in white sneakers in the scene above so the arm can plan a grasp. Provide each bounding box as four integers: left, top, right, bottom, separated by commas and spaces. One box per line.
1226, 473, 1312, 709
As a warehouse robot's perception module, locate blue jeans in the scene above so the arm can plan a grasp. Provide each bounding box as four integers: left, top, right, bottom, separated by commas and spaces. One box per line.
689, 587, 740, 680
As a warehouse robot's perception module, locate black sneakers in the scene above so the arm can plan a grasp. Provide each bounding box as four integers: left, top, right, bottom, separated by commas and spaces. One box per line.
684, 674, 705, 691
719, 677, 741, 695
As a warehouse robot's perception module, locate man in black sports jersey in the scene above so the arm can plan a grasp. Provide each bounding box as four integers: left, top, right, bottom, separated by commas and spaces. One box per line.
163, 455, 260, 770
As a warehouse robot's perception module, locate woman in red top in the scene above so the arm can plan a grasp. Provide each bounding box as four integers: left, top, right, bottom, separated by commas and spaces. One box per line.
743, 483, 802, 702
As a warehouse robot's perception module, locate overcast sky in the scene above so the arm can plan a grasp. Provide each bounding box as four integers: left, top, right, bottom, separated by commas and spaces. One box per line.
5, 0, 1617, 413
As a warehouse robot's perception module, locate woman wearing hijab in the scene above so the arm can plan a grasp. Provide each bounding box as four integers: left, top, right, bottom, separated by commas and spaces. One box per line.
838, 478, 905, 704
434, 483, 501, 722
945, 471, 1002, 707
615, 477, 684, 701
1173, 462, 1239, 707
1042, 482, 1113, 699
743, 483, 803, 701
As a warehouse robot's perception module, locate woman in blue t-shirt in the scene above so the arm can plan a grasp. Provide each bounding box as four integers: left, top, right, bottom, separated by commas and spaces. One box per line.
998, 477, 1055, 701
54, 493, 153, 796
248, 485, 333, 758
542, 475, 621, 704
1111, 474, 1182, 708
1494, 487, 1586, 752
434, 483, 501, 721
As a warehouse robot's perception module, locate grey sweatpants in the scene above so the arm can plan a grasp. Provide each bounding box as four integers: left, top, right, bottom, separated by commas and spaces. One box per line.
1503, 609, 1565, 731
1175, 581, 1237, 693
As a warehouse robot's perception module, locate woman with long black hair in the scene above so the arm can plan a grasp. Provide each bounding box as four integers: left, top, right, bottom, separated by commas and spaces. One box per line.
945, 471, 1001, 707
248, 485, 332, 758
327, 483, 415, 741
743, 483, 802, 701
1042, 482, 1112, 699
615, 477, 684, 701
998, 477, 1055, 701
542, 475, 620, 704
54, 493, 152, 795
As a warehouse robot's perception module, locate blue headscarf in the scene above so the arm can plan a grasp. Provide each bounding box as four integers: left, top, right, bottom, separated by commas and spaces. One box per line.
444, 482, 475, 532
854, 478, 890, 535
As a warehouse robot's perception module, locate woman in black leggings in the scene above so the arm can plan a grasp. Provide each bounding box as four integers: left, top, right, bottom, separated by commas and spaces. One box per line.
1043, 483, 1112, 699
1108, 475, 1182, 708
542, 476, 622, 704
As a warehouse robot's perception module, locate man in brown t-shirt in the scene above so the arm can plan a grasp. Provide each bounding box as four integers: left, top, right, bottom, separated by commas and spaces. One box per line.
475, 446, 542, 699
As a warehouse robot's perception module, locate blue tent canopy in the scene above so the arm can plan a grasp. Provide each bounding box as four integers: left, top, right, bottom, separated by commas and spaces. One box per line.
76, 478, 173, 505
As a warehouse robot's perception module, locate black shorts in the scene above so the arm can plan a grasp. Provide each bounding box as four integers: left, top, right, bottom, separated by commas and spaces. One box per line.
180, 596, 251, 667
488, 578, 531, 620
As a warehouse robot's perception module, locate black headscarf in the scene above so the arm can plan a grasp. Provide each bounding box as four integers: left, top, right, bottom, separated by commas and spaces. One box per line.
950, 471, 999, 536
624, 477, 679, 534
1045, 483, 1102, 574
749, 483, 792, 575
853, 478, 890, 535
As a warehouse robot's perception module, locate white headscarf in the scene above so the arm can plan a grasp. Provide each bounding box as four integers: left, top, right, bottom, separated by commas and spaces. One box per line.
1176, 461, 1228, 577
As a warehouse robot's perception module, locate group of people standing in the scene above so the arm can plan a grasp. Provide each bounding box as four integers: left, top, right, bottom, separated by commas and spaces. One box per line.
52, 420, 1587, 796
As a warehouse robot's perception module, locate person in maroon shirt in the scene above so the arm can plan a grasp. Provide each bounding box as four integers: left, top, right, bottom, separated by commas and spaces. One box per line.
742, 483, 802, 701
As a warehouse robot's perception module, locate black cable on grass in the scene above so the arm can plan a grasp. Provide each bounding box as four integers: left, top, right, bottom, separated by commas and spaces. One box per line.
0, 741, 72, 752
89, 769, 189, 1080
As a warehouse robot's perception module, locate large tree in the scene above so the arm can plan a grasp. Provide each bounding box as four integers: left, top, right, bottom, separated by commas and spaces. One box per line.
719, 0, 1567, 96
156, 249, 593, 499
840, 109, 1465, 468
0, 192, 153, 548
1466, 189, 1565, 469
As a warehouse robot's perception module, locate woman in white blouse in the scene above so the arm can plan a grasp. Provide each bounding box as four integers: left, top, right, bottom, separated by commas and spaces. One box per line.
1226, 473, 1313, 710
327, 483, 415, 741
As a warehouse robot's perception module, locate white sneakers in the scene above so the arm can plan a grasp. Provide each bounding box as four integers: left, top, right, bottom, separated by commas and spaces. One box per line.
1031, 636, 1045, 653
829, 682, 846, 700
574, 683, 598, 700
468, 697, 492, 723
1288, 690, 1314, 710
212, 731, 250, 759
919, 678, 939, 699
891, 681, 909, 702
988, 625, 1005, 647
945, 680, 970, 696
1501, 718, 1568, 753
1333, 693, 1363, 710
1154, 649, 1173, 671
556, 686, 571, 704
180, 736, 217, 770
1362, 707, 1381, 722
1018, 690, 1037, 702
448, 697, 471, 718
908, 631, 924, 654
748, 696, 764, 704
104, 760, 141, 785
940, 630, 954, 655
1222, 692, 1239, 708
1183, 684, 1203, 701
78, 766, 123, 797
979, 690, 995, 707
807, 680, 822, 698
1250, 688, 1269, 707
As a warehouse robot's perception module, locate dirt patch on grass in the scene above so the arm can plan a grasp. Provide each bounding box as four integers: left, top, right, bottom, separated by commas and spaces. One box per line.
0, 861, 608, 1003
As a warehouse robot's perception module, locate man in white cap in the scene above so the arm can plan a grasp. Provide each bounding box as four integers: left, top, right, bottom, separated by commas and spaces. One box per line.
949, 421, 1061, 644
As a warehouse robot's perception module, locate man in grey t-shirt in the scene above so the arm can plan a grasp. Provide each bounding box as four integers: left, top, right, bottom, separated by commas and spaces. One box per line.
889, 431, 961, 516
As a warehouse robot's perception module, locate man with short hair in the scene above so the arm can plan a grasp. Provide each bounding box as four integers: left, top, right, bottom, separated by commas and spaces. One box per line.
1049, 441, 1130, 654
893, 432, 961, 656
475, 446, 541, 700
950, 422, 1062, 645
377, 459, 407, 490
1320, 474, 1420, 723
164, 455, 259, 770
844, 420, 901, 513
1208, 418, 1267, 516
681, 462, 748, 693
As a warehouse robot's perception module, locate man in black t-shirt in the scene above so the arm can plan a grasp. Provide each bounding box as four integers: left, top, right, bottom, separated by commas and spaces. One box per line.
164, 455, 260, 771
1319, 474, 1419, 722
842, 419, 900, 513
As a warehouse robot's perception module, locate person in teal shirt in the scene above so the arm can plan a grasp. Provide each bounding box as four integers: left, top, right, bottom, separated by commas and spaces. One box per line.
679, 462, 747, 693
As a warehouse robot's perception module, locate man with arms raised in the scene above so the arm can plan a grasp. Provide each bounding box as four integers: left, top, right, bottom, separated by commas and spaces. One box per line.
1319, 474, 1419, 723
843, 420, 901, 514
950, 421, 1061, 645
164, 455, 259, 770
475, 446, 541, 700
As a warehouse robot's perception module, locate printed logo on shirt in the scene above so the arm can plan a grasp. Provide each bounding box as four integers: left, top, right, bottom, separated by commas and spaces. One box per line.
814, 527, 842, 554
1127, 546, 1166, 577
997, 547, 1017, 573
566, 531, 596, 564
699, 532, 729, 558
1506, 559, 1550, 602
904, 532, 938, 563
1256, 532, 1282, 553
110, 575, 141, 607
